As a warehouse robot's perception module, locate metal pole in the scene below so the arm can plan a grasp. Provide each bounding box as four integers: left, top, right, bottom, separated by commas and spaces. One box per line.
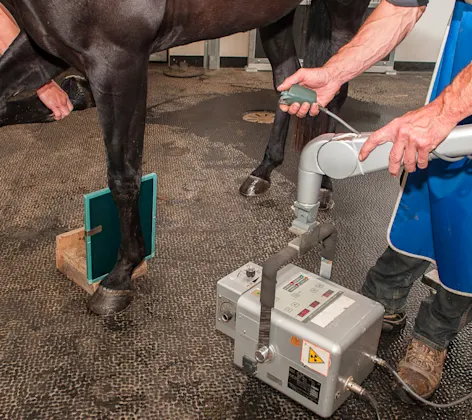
204, 39, 220, 70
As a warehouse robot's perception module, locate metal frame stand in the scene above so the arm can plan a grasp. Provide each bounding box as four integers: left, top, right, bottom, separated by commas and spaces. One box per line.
149, 51, 168, 63
204, 39, 221, 70
152, 38, 221, 70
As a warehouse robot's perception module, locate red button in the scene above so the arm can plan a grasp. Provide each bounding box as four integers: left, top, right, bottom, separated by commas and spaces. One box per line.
298, 309, 309, 317
310, 301, 319, 308
323, 290, 333, 298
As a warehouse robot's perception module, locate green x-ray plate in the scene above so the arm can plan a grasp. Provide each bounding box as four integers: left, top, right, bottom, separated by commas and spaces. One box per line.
83, 173, 157, 284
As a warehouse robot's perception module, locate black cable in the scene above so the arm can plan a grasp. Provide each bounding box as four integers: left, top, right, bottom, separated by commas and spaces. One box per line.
345, 378, 382, 419
361, 389, 382, 420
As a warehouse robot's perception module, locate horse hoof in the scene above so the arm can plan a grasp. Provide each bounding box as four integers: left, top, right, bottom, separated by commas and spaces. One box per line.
239, 175, 270, 197
87, 285, 134, 316
61, 75, 96, 111
319, 188, 334, 211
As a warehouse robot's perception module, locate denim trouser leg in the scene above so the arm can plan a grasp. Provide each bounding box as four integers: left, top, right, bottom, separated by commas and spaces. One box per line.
361, 246, 430, 314
414, 286, 472, 351
362, 246, 472, 351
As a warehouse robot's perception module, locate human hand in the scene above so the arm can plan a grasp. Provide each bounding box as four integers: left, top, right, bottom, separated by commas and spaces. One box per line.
358, 102, 458, 177
37, 80, 74, 120
277, 67, 342, 118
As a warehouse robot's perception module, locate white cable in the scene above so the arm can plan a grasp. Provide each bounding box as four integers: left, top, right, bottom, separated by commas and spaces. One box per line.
317, 105, 360, 135
317, 107, 470, 165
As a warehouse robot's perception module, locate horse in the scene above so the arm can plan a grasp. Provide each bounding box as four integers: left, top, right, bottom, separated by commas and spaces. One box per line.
0, 0, 370, 315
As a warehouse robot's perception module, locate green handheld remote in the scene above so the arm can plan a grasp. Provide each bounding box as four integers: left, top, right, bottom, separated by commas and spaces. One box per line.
279, 84, 318, 106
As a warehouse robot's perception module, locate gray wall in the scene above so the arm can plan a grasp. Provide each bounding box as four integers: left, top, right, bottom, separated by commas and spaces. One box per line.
394, 0, 454, 63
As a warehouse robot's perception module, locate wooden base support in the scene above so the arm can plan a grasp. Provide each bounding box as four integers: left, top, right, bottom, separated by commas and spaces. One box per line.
56, 227, 147, 295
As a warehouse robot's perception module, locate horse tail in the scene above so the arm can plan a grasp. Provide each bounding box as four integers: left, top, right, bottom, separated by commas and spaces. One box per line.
294, 0, 333, 151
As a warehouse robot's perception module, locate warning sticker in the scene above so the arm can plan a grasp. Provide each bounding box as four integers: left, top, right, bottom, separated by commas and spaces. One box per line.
301, 340, 331, 376
290, 336, 301, 347
309, 347, 324, 364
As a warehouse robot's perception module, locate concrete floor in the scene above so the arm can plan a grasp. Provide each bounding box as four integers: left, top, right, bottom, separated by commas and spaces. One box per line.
0, 65, 471, 419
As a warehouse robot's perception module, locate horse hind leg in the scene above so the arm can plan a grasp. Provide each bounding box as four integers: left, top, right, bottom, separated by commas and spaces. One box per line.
239, 11, 299, 197
317, 0, 371, 210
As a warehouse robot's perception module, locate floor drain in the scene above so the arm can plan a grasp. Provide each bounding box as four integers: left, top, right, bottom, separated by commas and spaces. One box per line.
163, 62, 205, 78
242, 111, 275, 124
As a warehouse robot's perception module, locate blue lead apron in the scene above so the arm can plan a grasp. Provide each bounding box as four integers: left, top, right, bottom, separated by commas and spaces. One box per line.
388, 0, 472, 296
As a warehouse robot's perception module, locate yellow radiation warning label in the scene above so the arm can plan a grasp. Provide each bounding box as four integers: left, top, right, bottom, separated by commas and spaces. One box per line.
308, 347, 324, 364
301, 340, 330, 376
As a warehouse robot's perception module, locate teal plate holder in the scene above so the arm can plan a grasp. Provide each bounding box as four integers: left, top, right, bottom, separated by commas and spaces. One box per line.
83, 173, 157, 284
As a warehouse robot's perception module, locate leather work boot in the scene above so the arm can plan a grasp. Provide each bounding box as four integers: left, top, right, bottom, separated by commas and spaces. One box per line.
382, 312, 407, 332
392, 338, 447, 403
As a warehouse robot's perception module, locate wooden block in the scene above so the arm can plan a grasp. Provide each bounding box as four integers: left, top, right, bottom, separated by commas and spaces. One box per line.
56, 227, 147, 295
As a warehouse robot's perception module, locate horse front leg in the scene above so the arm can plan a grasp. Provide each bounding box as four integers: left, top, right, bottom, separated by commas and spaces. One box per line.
0, 30, 95, 128
86, 57, 148, 316
1, 75, 95, 127
239, 11, 299, 197
0, 31, 68, 105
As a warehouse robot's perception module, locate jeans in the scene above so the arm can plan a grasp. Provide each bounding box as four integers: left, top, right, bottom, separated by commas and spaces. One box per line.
361, 246, 472, 351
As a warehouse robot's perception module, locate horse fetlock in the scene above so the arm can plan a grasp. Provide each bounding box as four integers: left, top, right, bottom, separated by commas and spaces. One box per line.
128, 248, 146, 269
251, 166, 271, 181
101, 264, 134, 291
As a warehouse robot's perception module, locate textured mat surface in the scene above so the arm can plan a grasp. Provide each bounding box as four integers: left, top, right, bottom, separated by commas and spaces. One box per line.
0, 65, 470, 419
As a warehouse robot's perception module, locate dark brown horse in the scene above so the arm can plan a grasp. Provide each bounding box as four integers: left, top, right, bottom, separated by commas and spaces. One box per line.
0, 0, 369, 315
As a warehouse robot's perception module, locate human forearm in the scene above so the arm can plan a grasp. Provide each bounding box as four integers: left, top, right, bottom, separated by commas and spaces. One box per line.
433, 63, 472, 126
324, 0, 425, 86
359, 61, 472, 175
0, 4, 20, 54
